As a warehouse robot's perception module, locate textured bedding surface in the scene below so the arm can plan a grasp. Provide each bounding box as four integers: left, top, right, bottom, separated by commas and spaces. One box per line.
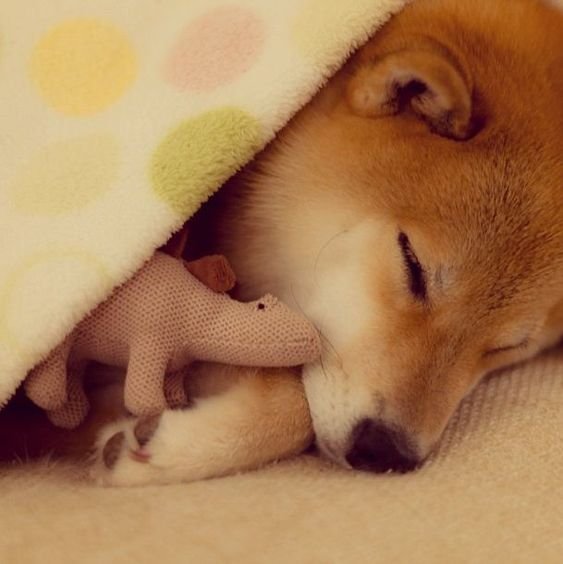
2, 347, 562, 564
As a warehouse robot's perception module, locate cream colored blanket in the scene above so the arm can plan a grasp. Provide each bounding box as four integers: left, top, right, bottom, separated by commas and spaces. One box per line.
0, 0, 407, 406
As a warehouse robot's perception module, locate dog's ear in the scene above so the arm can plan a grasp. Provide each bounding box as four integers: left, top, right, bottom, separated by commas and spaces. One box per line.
347, 46, 474, 140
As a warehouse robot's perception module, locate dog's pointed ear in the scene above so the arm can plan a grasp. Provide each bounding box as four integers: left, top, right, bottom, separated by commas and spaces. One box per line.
347, 47, 474, 140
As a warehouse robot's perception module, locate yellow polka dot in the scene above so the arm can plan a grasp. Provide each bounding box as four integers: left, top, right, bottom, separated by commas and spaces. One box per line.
0, 251, 110, 354
150, 107, 262, 217
30, 19, 137, 115
293, 0, 376, 60
10, 134, 119, 215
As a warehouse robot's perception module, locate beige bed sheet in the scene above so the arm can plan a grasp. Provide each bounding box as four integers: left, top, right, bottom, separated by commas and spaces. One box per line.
1, 347, 562, 564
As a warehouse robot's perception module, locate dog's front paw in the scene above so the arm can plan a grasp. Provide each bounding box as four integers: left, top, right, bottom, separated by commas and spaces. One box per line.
91, 415, 162, 487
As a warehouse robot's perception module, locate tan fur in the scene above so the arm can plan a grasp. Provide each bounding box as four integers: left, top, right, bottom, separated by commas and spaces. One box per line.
2, 0, 562, 483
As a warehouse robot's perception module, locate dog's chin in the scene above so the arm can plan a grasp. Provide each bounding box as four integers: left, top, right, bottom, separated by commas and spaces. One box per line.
314, 437, 352, 468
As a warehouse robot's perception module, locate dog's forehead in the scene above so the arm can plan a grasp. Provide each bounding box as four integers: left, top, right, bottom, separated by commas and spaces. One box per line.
394, 139, 560, 249
382, 142, 563, 306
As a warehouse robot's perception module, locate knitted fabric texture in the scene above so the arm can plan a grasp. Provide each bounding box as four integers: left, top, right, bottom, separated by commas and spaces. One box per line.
24, 252, 321, 428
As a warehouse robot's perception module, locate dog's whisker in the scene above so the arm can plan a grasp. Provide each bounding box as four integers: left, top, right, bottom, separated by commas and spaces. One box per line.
313, 229, 348, 290
319, 355, 330, 382
287, 282, 341, 386
288, 283, 343, 368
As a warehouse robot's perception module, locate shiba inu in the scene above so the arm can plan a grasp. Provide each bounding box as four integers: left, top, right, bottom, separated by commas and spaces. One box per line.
2, 0, 562, 485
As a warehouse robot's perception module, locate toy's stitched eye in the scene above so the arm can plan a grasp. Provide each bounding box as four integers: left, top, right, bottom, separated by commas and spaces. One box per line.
257, 303, 265, 310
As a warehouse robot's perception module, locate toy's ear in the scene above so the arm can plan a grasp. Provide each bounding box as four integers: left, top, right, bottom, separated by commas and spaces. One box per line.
184, 255, 236, 293
347, 45, 475, 139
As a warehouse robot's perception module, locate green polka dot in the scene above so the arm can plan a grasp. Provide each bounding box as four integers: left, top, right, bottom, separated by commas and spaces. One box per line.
150, 107, 262, 217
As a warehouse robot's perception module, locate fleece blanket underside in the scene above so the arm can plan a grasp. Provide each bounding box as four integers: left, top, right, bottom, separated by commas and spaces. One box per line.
0, 0, 408, 405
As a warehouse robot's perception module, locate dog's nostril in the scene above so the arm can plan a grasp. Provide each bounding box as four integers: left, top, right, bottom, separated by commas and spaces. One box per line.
346, 418, 419, 474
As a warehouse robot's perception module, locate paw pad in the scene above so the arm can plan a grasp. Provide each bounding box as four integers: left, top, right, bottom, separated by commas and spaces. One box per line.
102, 431, 125, 469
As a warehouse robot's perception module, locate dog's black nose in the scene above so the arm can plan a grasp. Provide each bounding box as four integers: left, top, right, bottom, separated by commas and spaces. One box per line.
346, 419, 419, 473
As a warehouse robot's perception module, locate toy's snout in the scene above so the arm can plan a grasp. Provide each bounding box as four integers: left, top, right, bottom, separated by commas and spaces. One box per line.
248, 294, 322, 365
253, 294, 280, 312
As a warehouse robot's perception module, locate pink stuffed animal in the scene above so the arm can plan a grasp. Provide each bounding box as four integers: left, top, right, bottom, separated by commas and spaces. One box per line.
25, 252, 321, 428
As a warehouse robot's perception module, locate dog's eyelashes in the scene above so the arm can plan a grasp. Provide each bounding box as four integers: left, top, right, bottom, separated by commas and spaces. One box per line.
484, 338, 530, 358
398, 232, 427, 301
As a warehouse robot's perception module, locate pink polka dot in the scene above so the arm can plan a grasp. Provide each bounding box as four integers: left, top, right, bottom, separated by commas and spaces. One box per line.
164, 6, 265, 92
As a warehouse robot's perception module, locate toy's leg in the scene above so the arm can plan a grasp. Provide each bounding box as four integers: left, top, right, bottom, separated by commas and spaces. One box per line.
163, 369, 189, 409
25, 338, 73, 410
91, 364, 313, 486
47, 363, 90, 429
123, 346, 170, 416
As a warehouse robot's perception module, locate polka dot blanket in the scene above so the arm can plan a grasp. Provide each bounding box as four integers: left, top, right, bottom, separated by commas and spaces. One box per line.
0, 0, 407, 406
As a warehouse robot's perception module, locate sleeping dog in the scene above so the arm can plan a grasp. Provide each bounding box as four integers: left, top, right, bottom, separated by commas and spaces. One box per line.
3, 0, 562, 486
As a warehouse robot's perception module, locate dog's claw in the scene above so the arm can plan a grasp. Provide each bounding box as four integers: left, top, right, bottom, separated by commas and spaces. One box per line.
134, 415, 161, 447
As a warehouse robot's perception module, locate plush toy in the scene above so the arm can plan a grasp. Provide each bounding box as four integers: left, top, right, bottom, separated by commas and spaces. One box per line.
24, 252, 321, 429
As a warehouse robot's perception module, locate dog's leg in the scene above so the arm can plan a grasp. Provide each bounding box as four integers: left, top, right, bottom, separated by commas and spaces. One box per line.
91, 364, 312, 486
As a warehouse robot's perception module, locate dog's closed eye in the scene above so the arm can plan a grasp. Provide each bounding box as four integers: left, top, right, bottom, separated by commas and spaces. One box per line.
483, 338, 530, 358
398, 232, 427, 301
